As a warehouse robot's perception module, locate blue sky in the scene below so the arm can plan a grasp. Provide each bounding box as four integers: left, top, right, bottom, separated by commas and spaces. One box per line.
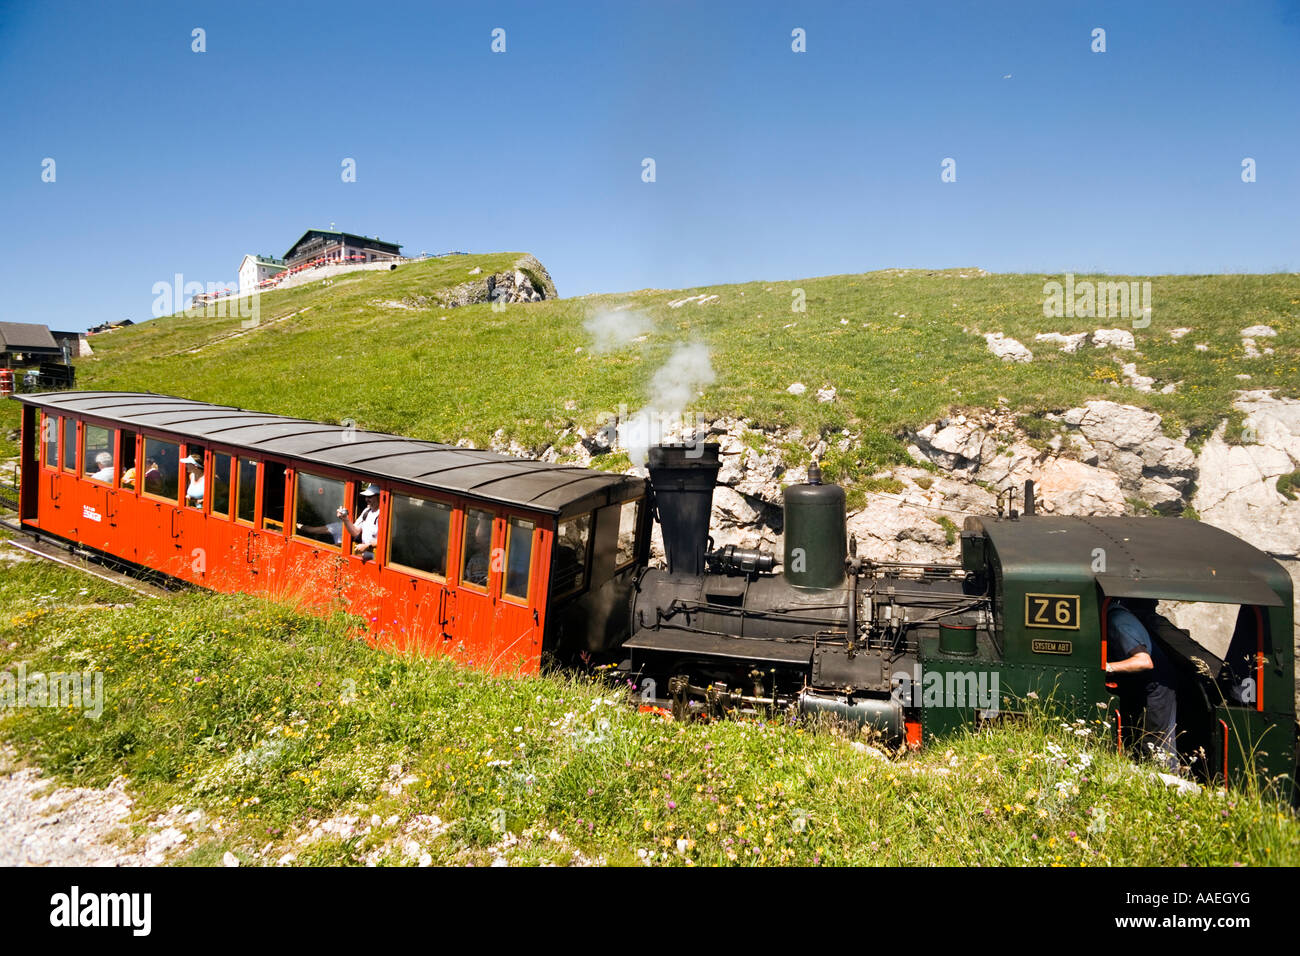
1, 0, 1297, 332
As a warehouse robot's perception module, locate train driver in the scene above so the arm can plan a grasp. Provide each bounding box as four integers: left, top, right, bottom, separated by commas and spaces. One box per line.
181, 455, 205, 507
1105, 598, 1179, 772
339, 484, 381, 561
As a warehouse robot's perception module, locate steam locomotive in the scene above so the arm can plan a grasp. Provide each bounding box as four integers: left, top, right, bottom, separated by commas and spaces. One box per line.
12, 391, 1298, 796
590, 444, 1297, 796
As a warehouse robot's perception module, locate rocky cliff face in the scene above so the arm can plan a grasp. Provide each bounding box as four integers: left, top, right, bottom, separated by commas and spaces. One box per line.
403, 255, 558, 309
491, 390, 1300, 661
491, 391, 1298, 571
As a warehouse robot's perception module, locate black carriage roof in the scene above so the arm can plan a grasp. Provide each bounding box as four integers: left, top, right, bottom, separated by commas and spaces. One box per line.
16, 391, 645, 518
964, 515, 1292, 608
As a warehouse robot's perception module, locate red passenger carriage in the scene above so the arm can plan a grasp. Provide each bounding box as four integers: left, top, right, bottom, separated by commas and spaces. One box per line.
13, 391, 648, 674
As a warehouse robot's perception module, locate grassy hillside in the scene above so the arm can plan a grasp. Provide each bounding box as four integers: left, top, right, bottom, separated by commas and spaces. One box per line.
6, 258, 1297, 474
1, 557, 1295, 866
2, 264, 1298, 864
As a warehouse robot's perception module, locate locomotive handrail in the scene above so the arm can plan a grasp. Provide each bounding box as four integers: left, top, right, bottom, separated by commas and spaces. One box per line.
662, 597, 845, 630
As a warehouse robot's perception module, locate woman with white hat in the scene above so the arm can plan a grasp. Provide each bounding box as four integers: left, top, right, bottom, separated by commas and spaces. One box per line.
181, 454, 205, 507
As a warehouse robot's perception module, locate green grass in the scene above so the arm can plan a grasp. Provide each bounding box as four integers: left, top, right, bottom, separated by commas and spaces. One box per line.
4, 263, 1296, 478
1, 559, 1295, 866
935, 515, 959, 546
1278, 470, 1300, 501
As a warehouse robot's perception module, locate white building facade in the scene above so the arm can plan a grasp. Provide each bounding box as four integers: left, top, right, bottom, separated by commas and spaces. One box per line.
238, 255, 286, 295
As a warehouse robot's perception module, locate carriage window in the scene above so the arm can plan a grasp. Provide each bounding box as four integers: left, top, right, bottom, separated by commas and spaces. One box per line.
210, 453, 231, 517
61, 419, 76, 473
294, 472, 347, 548
461, 508, 495, 589
182, 444, 206, 509
262, 461, 286, 532
616, 499, 641, 568
142, 437, 179, 501
504, 517, 534, 601
80, 425, 113, 483
553, 513, 592, 596
43, 414, 58, 468
388, 493, 452, 578
236, 458, 258, 524
119, 430, 137, 489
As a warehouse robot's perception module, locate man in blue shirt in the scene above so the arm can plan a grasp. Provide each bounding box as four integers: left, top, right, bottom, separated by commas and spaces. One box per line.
1105, 599, 1179, 772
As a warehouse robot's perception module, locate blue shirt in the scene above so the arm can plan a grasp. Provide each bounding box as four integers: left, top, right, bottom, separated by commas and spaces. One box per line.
1108, 604, 1174, 684
1108, 605, 1153, 659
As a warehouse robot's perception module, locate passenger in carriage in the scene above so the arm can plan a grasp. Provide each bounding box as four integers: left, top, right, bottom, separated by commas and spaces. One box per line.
141, 458, 162, 493
338, 483, 381, 561
181, 455, 205, 506
90, 452, 114, 482
463, 514, 493, 586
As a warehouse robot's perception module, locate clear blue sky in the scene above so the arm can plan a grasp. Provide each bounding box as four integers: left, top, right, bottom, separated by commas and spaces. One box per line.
2, 0, 1297, 332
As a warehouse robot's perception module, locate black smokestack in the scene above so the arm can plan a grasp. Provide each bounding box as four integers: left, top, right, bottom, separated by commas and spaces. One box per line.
647, 443, 720, 577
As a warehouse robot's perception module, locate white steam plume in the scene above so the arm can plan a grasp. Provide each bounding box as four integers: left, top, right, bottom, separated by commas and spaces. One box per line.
583, 305, 652, 352
624, 342, 716, 465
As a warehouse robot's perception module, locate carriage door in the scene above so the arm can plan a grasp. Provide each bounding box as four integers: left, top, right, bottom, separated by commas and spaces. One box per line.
494, 514, 543, 674
453, 505, 500, 669
79, 423, 116, 552
379, 489, 455, 655
38, 412, 65, 533
174, 442, 208, 584
141, 435, 183, 575
232, 456, 261, 585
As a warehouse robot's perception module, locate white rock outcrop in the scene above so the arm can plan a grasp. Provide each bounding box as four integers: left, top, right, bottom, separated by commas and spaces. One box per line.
1034, 332, 1089, 353
1060, 401, 1195, 513
1092, 328, 1135, 350
983, 332, 1033, 362
1033, 458, 1126, 515
1192, 392, 1300, 558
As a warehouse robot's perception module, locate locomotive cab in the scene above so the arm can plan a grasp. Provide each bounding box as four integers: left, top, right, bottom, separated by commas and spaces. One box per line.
961, 514, 1296, 798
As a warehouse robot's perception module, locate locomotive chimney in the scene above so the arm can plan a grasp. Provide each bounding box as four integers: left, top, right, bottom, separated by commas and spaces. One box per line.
647, 443, 721, 577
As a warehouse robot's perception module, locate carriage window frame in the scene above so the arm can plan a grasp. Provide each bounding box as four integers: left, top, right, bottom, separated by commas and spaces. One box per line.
82, 423, 115, 485
234, 457, 259, 526
260, 459, 287, 534
118, 429, 138, 493
182, 443, 207, 511
553, 511, 594, 598
209, 451, 232, 518
60, 418, 77, 473
614, 498, 642, 570
140, 434, 181, 504
291, 470, 348, 551
386, 490, 454, 582
42, 413, 59, 470
458, 507, 497, 594
502, 515, 536, 604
